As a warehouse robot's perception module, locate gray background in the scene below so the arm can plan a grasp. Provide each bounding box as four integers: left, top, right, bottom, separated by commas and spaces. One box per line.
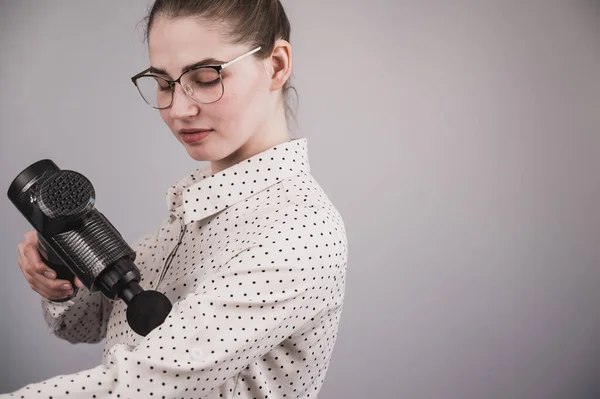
1, 1, 599, 398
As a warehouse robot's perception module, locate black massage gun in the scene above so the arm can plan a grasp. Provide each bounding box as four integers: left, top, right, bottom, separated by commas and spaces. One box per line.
7, 159, 172, 336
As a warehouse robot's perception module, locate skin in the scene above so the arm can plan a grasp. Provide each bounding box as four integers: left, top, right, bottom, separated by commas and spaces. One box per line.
149, 15, 293, 175
17, 230, 83, 300
18, 15, 293, 300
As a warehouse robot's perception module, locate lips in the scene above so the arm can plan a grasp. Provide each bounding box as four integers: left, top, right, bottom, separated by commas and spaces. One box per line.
179, 128, 212, 134
179, 129, 213, 144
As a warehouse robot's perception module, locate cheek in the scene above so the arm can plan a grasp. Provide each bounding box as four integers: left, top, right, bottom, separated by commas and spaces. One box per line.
208, 84, 260, 128
219, 74, 269, 119
207, 95, 237, 119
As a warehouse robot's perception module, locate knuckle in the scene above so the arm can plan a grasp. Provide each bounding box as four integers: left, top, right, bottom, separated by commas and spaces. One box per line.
21, 245, 32, 260
23, 262, 35, 274
23, 260, 35, 273
33, 262, 46, 273
22, 242, 33, 254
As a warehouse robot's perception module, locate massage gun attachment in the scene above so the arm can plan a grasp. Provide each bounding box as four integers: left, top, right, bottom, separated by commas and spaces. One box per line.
7, 159, 172, 336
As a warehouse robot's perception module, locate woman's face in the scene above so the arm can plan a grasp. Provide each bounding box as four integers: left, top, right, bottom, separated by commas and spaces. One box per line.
147, 16, 274, 166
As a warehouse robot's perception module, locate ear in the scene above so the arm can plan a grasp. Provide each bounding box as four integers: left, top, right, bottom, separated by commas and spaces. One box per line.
267, 39, 292, 91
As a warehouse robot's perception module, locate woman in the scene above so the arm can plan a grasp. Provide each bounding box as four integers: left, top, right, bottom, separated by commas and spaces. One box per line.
7, 0, 347, 398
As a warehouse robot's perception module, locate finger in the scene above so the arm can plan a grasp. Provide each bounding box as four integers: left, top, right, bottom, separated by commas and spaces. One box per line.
23, 244, 49, 275
18, 257, 34, 284
19, 256, 74, 300
22, 260, 74, 292
30, 278, 75, 301
21, 267, 62, 300
24, 230, 38, 244
30, 271, 74, 292
23, 243, 42, 267
74, 277, 84, 289
17, 254, 54, 288
35, 284, 74, 301
17, 242, 25, 260
22, 244, 58, 279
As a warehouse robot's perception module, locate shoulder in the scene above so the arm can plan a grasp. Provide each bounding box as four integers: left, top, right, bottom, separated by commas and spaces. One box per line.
223, 190, 347, 271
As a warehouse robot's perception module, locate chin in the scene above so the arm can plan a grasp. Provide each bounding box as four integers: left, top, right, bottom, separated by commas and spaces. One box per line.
178, 133, 247, 165
183, 146, 212, 162
182, 141, 226, 163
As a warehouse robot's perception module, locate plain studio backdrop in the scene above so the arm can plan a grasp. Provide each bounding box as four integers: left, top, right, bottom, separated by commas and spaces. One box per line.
1, 1, 599, 398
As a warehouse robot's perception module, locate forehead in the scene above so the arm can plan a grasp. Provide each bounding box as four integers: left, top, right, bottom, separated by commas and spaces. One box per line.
147, 16, 230, 75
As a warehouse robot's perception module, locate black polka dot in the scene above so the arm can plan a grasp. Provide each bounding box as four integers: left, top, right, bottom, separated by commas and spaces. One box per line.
30, 139, 347, 399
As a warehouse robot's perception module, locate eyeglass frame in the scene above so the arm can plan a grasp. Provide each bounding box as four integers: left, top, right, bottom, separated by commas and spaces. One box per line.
131, 46, 263, 109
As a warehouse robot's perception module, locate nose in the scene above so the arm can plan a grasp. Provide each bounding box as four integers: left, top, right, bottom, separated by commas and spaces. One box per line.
169, 83, 199, 119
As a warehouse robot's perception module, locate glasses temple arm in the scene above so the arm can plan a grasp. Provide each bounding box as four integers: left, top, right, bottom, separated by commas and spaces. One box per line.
221, 46, 262, 69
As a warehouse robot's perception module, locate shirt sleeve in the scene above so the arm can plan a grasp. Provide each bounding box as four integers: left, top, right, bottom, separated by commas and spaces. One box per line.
41, 288, 115, 344
1, 206, 344, 399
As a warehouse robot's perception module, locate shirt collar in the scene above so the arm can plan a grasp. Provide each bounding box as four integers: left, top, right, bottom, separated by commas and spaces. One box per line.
166, 138, 310, 225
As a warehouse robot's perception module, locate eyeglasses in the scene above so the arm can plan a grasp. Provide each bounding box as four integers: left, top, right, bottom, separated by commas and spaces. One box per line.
131, 46, 262, 109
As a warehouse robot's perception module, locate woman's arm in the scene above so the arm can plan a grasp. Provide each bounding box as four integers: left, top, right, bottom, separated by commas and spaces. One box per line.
3, 206, 346, 399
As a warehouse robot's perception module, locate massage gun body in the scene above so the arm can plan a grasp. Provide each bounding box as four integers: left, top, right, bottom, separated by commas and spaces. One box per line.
8, 160, 172, 336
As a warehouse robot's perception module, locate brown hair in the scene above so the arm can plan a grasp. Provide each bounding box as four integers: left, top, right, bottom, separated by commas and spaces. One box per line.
143, 0, 297, 123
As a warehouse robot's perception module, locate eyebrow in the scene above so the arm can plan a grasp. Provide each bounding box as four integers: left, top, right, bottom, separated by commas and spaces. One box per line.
148, 57, 225, 77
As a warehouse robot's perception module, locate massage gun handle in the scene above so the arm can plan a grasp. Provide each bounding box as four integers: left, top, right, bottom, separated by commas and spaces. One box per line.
37, 234, 79, 302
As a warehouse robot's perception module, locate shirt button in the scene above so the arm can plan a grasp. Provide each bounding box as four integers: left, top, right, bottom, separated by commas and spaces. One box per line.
190, 348, 204, 360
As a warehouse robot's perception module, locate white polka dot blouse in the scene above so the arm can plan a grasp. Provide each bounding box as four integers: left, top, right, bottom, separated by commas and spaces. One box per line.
3, 138, 348, 399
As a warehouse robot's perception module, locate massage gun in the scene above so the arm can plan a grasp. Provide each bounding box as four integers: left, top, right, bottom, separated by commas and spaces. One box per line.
7, 159, 172, 336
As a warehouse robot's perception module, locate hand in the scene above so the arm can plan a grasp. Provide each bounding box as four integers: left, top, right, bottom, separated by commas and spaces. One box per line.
17, 230, 84, 300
